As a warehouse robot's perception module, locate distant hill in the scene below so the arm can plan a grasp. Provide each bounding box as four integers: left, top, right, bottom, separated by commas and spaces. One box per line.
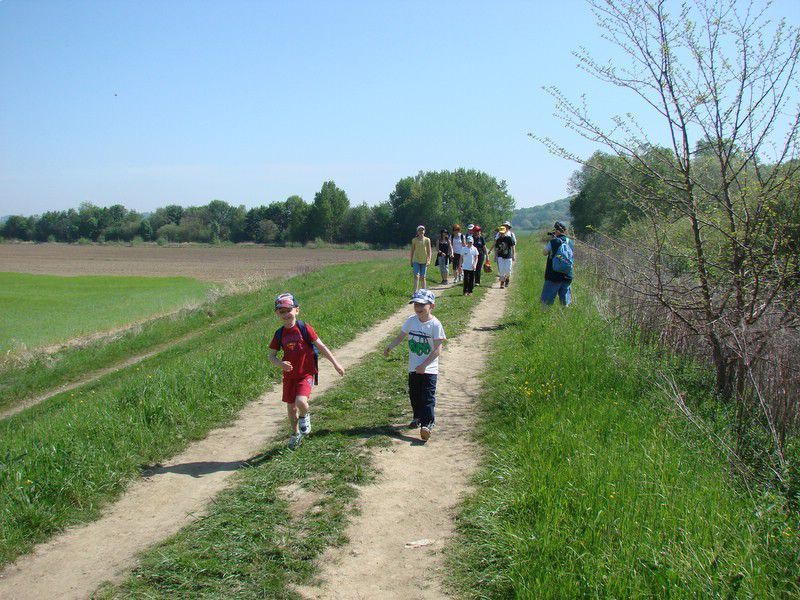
512, 197, 572, 232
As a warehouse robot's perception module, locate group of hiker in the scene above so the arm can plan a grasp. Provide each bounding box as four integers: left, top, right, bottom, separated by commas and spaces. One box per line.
270, 218, 575, 449
410, 221, 518, 296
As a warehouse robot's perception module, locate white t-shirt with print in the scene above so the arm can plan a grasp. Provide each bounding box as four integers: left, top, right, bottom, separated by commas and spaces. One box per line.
460, 246, 479, 270
402, 314, 446, 374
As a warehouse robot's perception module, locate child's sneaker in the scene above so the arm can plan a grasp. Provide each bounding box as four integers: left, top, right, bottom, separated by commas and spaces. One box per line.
299, 413, 311, 435
420, 422, 434, 441
288, 432, 303, 449
408, 418, 421, 429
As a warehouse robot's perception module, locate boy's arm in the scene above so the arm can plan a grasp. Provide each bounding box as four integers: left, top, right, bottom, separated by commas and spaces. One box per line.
314, 338, 345, 376
384, 330, 406, 356
269, 348, 293, 373
414, 339, 444, 374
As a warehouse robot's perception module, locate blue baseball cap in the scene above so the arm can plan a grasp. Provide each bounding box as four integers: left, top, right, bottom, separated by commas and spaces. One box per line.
409, 289, 435, 305
465, 235, 474, 242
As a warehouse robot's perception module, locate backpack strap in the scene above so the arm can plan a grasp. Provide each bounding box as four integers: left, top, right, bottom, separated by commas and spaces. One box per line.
274, 321, 319, 385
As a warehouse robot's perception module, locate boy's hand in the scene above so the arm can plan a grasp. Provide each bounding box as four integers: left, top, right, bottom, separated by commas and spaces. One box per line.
280, 361, 293, 373
415, 365, 426, 374
334, 363, 345, 376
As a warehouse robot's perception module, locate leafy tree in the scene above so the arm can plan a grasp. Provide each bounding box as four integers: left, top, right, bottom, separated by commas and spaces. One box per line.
540, 0, 800, 475
308, 181, 349, 242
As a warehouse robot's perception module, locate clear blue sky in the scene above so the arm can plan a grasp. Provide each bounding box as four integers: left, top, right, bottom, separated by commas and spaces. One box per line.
1, 0, 798, 216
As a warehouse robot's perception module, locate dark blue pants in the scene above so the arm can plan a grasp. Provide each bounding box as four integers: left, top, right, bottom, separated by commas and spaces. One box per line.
408, 372, 437, 427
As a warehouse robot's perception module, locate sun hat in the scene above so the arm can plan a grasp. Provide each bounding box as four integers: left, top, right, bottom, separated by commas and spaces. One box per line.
466, 223, 474, 231
275, 292, 299, 309
503, 220, 512, 228
472, 225, 482, 232
466, 235, 474, 242
554, 221, 567, 232
409, 289, 435, 305
498, 226, 508, 234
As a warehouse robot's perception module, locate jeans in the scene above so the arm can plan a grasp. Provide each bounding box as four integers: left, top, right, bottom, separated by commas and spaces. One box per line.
412, 262, 428, 277
408, 372, 437, 426
540, 279, 572, 305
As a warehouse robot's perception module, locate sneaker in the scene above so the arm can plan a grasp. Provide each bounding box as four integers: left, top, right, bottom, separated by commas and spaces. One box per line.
408, 418, 421, 429
499, 282, 505, 289
420, 423, 434, 441
288, 432, 303, 449
299, 413, 311, 434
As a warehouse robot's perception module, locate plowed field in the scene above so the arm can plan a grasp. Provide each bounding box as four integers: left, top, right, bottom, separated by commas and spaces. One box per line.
0, 243, 405, 282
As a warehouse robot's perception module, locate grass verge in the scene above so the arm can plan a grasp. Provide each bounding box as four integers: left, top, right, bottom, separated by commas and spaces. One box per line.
94, 282, 487, 599
0, 260, 422, 566
446, 242, 800, 598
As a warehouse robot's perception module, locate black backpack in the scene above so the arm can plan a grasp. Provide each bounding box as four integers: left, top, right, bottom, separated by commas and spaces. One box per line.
274, 320, 319, 384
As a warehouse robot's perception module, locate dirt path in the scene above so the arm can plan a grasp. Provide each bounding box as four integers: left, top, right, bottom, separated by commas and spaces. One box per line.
0, 302, 418, 600
295, 284, 507, 599
0, 315, 240, 421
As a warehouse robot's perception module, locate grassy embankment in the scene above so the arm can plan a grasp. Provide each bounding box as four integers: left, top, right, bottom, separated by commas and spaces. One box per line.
0, 272, 211, 353
95, 281, 487, 599
0, 259, 426, 566
447, 240, 800, 597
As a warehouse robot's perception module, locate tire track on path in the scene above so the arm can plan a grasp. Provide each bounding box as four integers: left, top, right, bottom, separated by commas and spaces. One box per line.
295, 283, 507, 599
0, 301, 417, 600
0, 314, 240, 421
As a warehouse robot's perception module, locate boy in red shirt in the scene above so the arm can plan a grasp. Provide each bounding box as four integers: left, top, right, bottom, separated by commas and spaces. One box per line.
268, 293, 345, 448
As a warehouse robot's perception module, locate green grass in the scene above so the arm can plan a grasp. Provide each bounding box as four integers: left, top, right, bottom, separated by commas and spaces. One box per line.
0, 260, 427, 566
95, 281, 486, 599
446, 241, 800, 598
0, 272, 212, 352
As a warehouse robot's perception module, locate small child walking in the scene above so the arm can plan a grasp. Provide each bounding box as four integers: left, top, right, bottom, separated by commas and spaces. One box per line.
384, 289, 446, 442
268, 293, 345, 449
460, 235, 479, 296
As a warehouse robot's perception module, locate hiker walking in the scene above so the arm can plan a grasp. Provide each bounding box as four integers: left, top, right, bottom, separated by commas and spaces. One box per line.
491, 225, 516, 289
451, 224, 465, 283
268, 293, 345, 448
469, 225, 488, 286
436, 229, 453, 284
410, 225, 432, 292
384, 289, 446, 442
540, 221, 574, 306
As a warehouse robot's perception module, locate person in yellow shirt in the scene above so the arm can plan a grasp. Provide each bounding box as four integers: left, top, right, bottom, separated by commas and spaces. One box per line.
409, 224, 432, 292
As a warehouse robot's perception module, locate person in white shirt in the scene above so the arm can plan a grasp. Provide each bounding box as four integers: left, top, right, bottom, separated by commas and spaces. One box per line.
384, 289, 446, 441
460, 235, 479, 296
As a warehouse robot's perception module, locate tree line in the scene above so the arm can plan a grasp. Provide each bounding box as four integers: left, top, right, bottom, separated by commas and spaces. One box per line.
1, 169, 515, 247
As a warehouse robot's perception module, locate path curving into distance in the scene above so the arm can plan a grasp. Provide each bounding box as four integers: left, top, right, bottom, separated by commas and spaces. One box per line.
295, 283, 508, 599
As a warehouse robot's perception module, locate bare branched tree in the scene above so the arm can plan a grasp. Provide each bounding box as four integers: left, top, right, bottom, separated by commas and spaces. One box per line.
536, 0, 800, 481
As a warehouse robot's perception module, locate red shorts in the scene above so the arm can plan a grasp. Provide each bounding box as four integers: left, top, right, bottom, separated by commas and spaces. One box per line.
282, 374, 314, 403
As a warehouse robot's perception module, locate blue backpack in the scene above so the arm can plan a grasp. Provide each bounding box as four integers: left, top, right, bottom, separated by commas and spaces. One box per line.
274, 320, 319, 385
551, 237, 574, 276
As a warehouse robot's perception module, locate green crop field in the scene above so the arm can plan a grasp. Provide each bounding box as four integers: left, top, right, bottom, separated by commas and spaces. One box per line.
0, 273, 212, 353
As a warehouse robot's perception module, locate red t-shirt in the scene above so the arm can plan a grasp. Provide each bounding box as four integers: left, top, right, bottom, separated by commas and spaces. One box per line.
269, 322, 319, 378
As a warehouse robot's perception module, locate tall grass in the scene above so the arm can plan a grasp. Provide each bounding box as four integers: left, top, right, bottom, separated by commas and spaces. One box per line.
0, 260, 412, 566
96, 282, 486, 599
447, 241, 800, 598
